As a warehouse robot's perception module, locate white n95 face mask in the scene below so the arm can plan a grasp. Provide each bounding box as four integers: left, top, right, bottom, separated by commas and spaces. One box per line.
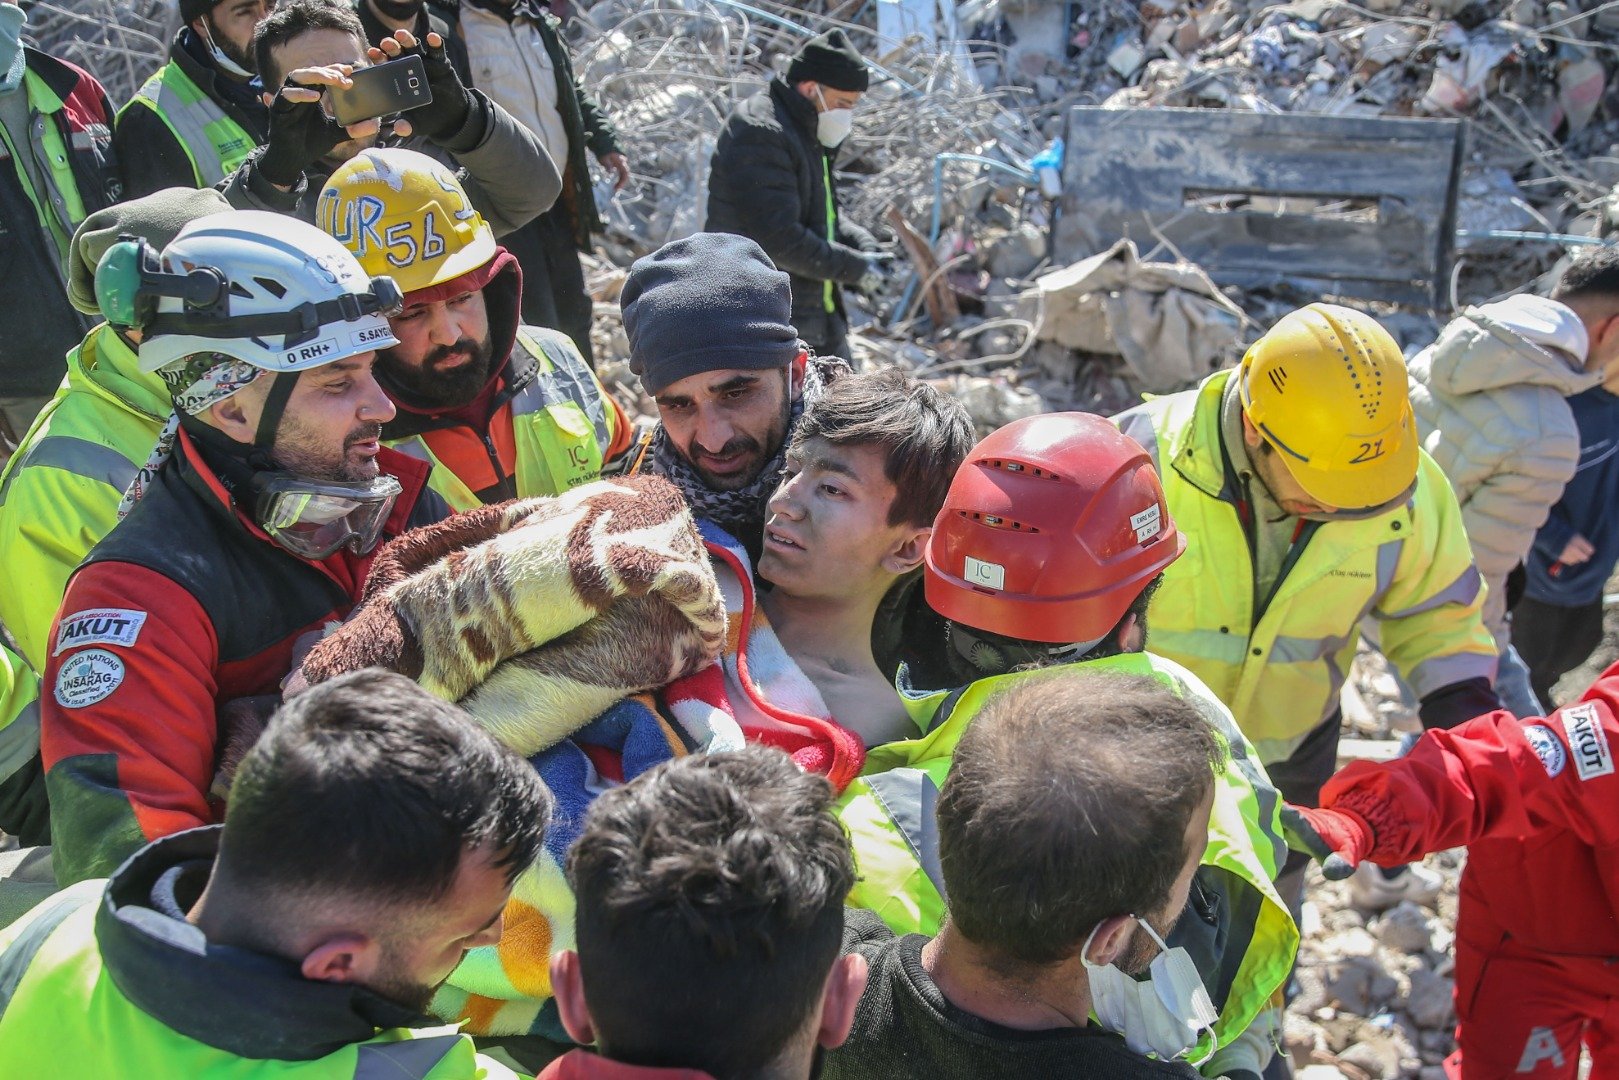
1083, 916, 1220, 1065
813, 86, 854, 148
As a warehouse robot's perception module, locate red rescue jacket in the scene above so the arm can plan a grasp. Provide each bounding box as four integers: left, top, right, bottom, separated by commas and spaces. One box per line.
1323, 662, 1619, 959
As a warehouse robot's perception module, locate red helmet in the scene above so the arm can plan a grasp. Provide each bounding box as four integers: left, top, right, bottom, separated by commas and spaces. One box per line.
924, 412, 1185, 646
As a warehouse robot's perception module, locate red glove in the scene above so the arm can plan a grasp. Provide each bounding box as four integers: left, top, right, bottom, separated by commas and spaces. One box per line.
1280, 803, 1373, 880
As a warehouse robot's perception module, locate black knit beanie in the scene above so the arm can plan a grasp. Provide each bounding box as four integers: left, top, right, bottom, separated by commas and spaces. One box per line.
786, 29, 870, 92
180, 0, 221, 24
622, 234, 800, 396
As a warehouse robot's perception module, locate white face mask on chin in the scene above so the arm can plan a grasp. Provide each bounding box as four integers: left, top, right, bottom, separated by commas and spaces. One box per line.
1082, 915, 1221, 1065
813, 85, 854, 148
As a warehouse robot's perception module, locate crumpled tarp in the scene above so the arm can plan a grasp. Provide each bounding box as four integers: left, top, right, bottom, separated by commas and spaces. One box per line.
1033, 238, 1244, 393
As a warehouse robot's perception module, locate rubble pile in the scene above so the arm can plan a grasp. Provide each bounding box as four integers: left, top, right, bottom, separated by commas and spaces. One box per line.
564, 0, 1619, 431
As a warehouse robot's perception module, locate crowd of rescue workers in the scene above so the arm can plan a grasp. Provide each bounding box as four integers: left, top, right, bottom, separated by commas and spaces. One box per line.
0, 1, 1614, 1078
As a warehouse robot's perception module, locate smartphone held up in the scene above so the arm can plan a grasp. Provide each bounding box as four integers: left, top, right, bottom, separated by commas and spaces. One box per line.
329, 54, 433, 127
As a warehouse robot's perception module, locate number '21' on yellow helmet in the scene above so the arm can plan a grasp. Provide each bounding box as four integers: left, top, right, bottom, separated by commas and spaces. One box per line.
1237, 302, 1418, 512
315, 146, 495, 295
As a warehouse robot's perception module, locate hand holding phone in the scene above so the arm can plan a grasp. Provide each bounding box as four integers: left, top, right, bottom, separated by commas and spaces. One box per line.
330, 54, 433, 127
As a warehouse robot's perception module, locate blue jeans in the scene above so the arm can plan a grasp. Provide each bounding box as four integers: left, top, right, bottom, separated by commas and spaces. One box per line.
1493, 643, 1545, 719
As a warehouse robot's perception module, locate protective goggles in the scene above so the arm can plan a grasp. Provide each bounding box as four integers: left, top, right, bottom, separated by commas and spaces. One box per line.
255, 474, 402, 560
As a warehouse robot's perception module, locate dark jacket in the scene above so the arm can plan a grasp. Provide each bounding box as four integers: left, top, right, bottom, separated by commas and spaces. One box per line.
219, 88, 559, 237
826, 910, 1200, 1080
113, 29, 268, 199
0, 48, 119, 396
437, 0, 620, 249
1526, 385, 1619, 606
354, 0, 473, 87
41, 428, 448, 885
706, 77, 876, 328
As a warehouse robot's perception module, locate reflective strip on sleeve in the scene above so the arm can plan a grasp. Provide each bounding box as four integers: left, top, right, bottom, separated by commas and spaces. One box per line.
1375, 566, 1484, 621
353, 1034, 465, 1080
1405, 650, 1499, 700
0, 435, 137, 506
0, 892, 93, 1021
863, 768, 947, 905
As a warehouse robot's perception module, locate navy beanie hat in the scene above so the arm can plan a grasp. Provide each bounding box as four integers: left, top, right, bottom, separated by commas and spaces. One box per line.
786, 29, 870, 92
622, 234, 800, 396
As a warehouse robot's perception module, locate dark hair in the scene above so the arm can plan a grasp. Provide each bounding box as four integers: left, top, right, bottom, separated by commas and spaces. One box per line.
253, 0, 366, 90
566, 747, 855, 1077
218, 669, 551, 905
1077, 574, 1163, 662
1554, 245, 1619, 303
792, 369, 975, 529
938, 672, 1223, 967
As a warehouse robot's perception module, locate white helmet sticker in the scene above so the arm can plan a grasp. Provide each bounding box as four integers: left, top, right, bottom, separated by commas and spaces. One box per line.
1131, 504, 1162, 543
964, 556, 1006, 591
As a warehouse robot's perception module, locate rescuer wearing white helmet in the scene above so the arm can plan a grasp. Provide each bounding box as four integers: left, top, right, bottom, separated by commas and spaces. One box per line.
40, 210, 452, 885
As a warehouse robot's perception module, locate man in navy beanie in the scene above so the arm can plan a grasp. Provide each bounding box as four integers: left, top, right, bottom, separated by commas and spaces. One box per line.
706, 29, 884, 365
621, 233, 846, 560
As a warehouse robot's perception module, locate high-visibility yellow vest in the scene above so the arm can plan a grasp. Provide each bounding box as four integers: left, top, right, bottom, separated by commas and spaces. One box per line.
388, 326, 619, 511
0, 644, 40, 828
1114, 370, 1498, 765
836, 652, 1298, 1066
118, 61, 255, 188
0, 878, 523, 1078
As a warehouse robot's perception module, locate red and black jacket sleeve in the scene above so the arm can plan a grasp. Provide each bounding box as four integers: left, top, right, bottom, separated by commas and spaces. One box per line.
41, 563, 222, 885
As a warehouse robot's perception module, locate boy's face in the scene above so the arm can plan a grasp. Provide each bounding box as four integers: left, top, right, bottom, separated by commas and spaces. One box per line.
759, 436, 919, 601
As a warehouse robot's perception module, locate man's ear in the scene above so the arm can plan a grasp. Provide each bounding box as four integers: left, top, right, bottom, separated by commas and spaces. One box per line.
301, 932, 381, 985
880, 524, 929, 577
1112, 611, 1140, 655
816, 953, 868, 1050
1083, 915, 1136, 968
789, 352, 809, 401
1239, 409, 1262, 450
551, 950, 598, 1047
208, 393, 258, 446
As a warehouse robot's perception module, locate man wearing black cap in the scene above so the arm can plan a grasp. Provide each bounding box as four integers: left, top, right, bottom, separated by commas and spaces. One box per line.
707, 30, 883, 365
621, 232, 845, 561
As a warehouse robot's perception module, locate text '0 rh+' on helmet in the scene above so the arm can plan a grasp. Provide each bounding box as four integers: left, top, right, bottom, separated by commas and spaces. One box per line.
1238, 302, 1418, 511
924, 412, 1186, 646
316, 146, 496, 294
133, 210, 401, 376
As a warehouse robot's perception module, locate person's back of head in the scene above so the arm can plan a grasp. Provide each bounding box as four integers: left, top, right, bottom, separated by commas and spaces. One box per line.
938, 671, 1224, 970
557, 746, 866, 1079
200, 669, 552, 1010
1553, 247, 1619, 390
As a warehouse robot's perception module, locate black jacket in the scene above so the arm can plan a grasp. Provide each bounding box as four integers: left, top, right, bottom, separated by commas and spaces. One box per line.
113, 29, 269, 199
706, 77, 875, 326
436, 0, 621, 250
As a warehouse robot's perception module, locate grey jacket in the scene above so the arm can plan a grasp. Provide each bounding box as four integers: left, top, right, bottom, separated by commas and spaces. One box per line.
1408, 296, 1601, 643
218, 89, 559, 237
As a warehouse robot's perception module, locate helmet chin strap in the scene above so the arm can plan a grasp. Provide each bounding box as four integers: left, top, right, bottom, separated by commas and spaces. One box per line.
252, 371, 301, 453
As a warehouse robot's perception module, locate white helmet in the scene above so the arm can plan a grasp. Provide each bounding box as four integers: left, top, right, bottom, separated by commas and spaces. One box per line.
130, 210, 402, 375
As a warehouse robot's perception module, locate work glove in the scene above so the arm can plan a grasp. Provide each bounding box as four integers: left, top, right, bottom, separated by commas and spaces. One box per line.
394, 31, 475, 143
1279, 802, 1372, 880
856, 252, 893, 296
259, 75, 349, 189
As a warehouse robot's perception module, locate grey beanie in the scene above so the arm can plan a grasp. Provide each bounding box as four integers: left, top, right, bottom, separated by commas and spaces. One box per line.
67, 186, 232, 315
621, 234, 800, 396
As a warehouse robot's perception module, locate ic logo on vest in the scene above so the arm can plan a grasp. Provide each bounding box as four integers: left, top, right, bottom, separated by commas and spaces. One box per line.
1560, 703, 1614, 782
54, 608, 147, 656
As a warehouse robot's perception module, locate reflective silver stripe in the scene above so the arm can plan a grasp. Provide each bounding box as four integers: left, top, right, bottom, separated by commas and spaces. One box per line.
0, 694, 39, 787
0, 893, 93, 1021
0, 435, 137, 507
1375, 565, 1483, 620
513, 330, 612, 452
1406, 650, 1498, 700
864, 768, 947, 905
1151, 627, 1249, 667
353, 1033, 464, 1079
133, 72, 229, 186
389, 438, 433, 465
1113, 407, 1162, 474
1373, 539, 1402, 595
1269, 631, 1352, 665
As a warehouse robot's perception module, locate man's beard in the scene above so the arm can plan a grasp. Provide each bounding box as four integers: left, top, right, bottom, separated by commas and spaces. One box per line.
1118, 905, 1181, 976
379, 335, 496, 410
204, 13, 257, 74
272, 420, 384, 483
